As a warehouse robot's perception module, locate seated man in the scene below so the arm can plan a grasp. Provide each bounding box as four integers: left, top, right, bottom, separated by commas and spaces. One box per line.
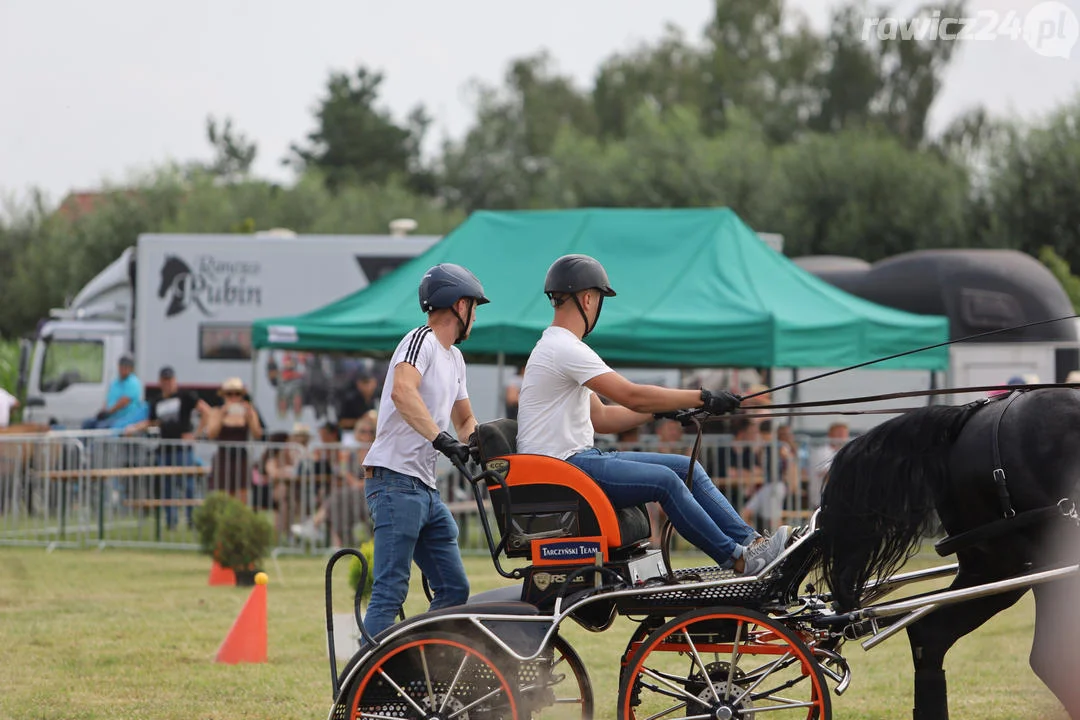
83, 354, 148, 430
516, 254, 791, 575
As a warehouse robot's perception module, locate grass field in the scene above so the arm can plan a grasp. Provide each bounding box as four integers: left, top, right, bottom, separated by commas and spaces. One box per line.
0, 546, 1066, 720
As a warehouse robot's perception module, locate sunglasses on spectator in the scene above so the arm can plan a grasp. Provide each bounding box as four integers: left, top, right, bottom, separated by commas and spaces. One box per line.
223, 391, 243, 398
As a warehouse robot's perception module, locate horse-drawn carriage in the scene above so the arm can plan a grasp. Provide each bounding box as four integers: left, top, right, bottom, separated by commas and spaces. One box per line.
323, 387, 1080, 720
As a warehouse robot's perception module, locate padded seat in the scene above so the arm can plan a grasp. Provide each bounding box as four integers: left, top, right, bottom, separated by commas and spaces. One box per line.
475, 419, 652, 555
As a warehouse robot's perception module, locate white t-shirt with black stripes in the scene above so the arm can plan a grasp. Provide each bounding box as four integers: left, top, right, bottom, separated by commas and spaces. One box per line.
364, 325, 469, 488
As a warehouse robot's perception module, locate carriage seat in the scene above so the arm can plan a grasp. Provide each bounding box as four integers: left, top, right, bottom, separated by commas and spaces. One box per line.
474, 419, 651, 559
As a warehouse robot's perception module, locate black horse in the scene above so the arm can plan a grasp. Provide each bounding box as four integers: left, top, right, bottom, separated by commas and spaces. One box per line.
818, 388, 1080, 720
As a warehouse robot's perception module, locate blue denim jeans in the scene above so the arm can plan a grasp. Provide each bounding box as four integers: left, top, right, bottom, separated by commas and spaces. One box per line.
155, 445, 199, 529
568, 449, 758, 568
363, 467, 470, 638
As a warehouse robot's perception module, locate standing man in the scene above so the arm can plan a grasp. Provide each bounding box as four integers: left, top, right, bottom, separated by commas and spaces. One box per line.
517, 254, 791, 575
361, 263, 489, 637
125, 366, 202, 529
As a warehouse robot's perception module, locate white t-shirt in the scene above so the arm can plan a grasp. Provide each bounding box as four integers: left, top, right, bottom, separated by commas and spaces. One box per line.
517, 327, 614, 459
0, 389, 17, 428
363, 326, 469, 488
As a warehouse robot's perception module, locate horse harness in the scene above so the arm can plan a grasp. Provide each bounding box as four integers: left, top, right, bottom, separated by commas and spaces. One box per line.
935, 390, 1080, 557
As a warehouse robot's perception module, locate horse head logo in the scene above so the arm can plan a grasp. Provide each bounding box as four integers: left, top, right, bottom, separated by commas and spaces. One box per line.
158, 255, 199, 317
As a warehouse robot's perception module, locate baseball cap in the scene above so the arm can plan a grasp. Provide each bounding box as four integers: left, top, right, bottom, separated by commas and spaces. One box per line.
159, 366, 176, 380
119, 354, 134, 367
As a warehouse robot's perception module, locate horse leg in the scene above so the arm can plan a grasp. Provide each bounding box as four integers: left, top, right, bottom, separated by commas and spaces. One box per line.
906, 579, 1026, 720
1031, 575, 1080, 718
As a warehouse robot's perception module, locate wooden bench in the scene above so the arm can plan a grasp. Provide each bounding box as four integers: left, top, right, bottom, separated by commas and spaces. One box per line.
123, 499, 204, 509
43, 466, 209, 480
39, 466, 209, 541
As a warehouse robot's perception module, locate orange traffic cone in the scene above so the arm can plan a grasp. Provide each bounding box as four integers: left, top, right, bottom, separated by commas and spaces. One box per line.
208, 560, 236, 586
215, 572, 268, 664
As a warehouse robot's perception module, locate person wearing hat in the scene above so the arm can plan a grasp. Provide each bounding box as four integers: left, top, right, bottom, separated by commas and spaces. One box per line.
125, 366, 202, 528
204, 377, 263, 502
361, 263, 489, 638
83, 354, 145, 429
516, 254, 791, 576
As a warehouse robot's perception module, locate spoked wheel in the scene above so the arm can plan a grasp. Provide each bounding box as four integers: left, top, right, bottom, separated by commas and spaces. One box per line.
345, 630, 523, 719
619, 607, 832, 720
519, 635, 594, 719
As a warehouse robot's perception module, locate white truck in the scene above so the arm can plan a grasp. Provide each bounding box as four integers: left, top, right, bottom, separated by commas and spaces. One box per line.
20, 230, 441, 432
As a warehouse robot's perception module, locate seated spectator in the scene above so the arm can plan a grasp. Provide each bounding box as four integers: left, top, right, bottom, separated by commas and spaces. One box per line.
719, 416, 762, 487
741, 420, 797, 531
293, 410, 377, 546
504, 365, 525, 420
83, 355, 148, 430
808, 422, 850, 506
338, 372, 379, 433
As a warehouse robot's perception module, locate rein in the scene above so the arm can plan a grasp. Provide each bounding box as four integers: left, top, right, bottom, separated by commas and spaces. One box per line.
757, 382, 1080, 411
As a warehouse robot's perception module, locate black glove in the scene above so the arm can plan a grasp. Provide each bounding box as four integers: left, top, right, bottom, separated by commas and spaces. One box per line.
700, 388, 741, 415
466, 430, 481, 463
432, 431, 471, 465
96, 410, 109, 421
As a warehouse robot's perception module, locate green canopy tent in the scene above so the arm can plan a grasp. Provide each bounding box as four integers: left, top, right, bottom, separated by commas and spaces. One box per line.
252, 208, 948, 370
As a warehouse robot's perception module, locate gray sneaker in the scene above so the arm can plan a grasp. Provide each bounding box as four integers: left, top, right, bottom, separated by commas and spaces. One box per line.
740, 526, 793, 576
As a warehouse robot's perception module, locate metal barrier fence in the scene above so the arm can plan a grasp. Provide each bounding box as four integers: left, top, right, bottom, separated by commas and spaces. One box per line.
0, 430, 845, 554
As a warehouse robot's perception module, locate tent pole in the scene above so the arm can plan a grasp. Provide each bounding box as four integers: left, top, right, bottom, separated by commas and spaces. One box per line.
790, 368, 800, 430
496, 351, 505, 421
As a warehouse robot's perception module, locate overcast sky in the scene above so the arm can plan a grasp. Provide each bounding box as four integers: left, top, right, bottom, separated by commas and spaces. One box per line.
3, 0, 1080, 205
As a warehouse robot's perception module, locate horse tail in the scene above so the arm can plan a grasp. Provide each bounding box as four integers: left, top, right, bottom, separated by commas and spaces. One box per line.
819, 403, 981, 610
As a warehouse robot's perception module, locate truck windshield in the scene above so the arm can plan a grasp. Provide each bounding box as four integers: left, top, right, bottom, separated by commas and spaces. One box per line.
39, 339, 105, 392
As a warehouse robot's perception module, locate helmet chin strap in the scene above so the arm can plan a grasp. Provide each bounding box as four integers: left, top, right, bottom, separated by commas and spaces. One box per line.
450, 298, 475, 345
571, 293, 603, 338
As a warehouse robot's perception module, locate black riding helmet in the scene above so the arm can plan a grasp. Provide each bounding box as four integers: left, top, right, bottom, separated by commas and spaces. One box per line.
419, 263, 490, 344
544, 254, 616, 338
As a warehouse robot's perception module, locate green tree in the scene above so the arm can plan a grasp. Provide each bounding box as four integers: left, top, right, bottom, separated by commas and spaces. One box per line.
985, 98, 1080, 269
703, 0, 826, 143
592, 26, 712, 140
204, 115, 257, 181
772, 130, 972, 259
287, 67, 432, 193
1038, 246, 1080, 313
536, 103, 774, 226
439, 52, 595, 211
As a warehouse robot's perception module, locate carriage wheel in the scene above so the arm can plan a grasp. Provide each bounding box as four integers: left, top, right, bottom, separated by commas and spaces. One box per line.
345, 630, 522, 719
618, 607, 832, 720
519, 634, 594, 719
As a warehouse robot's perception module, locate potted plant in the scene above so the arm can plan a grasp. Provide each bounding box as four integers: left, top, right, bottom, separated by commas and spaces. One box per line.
193, 491, 234, 556
195, 494, 274, 585
213, 501, 274, 585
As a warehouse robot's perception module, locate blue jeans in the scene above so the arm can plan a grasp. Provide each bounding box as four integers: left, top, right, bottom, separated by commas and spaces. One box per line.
155, 445, 199, 528
568, 449, 758, 568
363, 467, 470, 638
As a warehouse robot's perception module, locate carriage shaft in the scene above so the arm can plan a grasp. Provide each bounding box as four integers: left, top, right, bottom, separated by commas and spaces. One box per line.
854, 563, 1079, 624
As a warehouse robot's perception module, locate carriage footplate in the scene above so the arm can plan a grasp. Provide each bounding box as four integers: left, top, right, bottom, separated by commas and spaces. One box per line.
615, 566, 773, 615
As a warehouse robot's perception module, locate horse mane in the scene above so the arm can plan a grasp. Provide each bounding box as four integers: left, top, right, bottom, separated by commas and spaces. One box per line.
819, 402, 981, 610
